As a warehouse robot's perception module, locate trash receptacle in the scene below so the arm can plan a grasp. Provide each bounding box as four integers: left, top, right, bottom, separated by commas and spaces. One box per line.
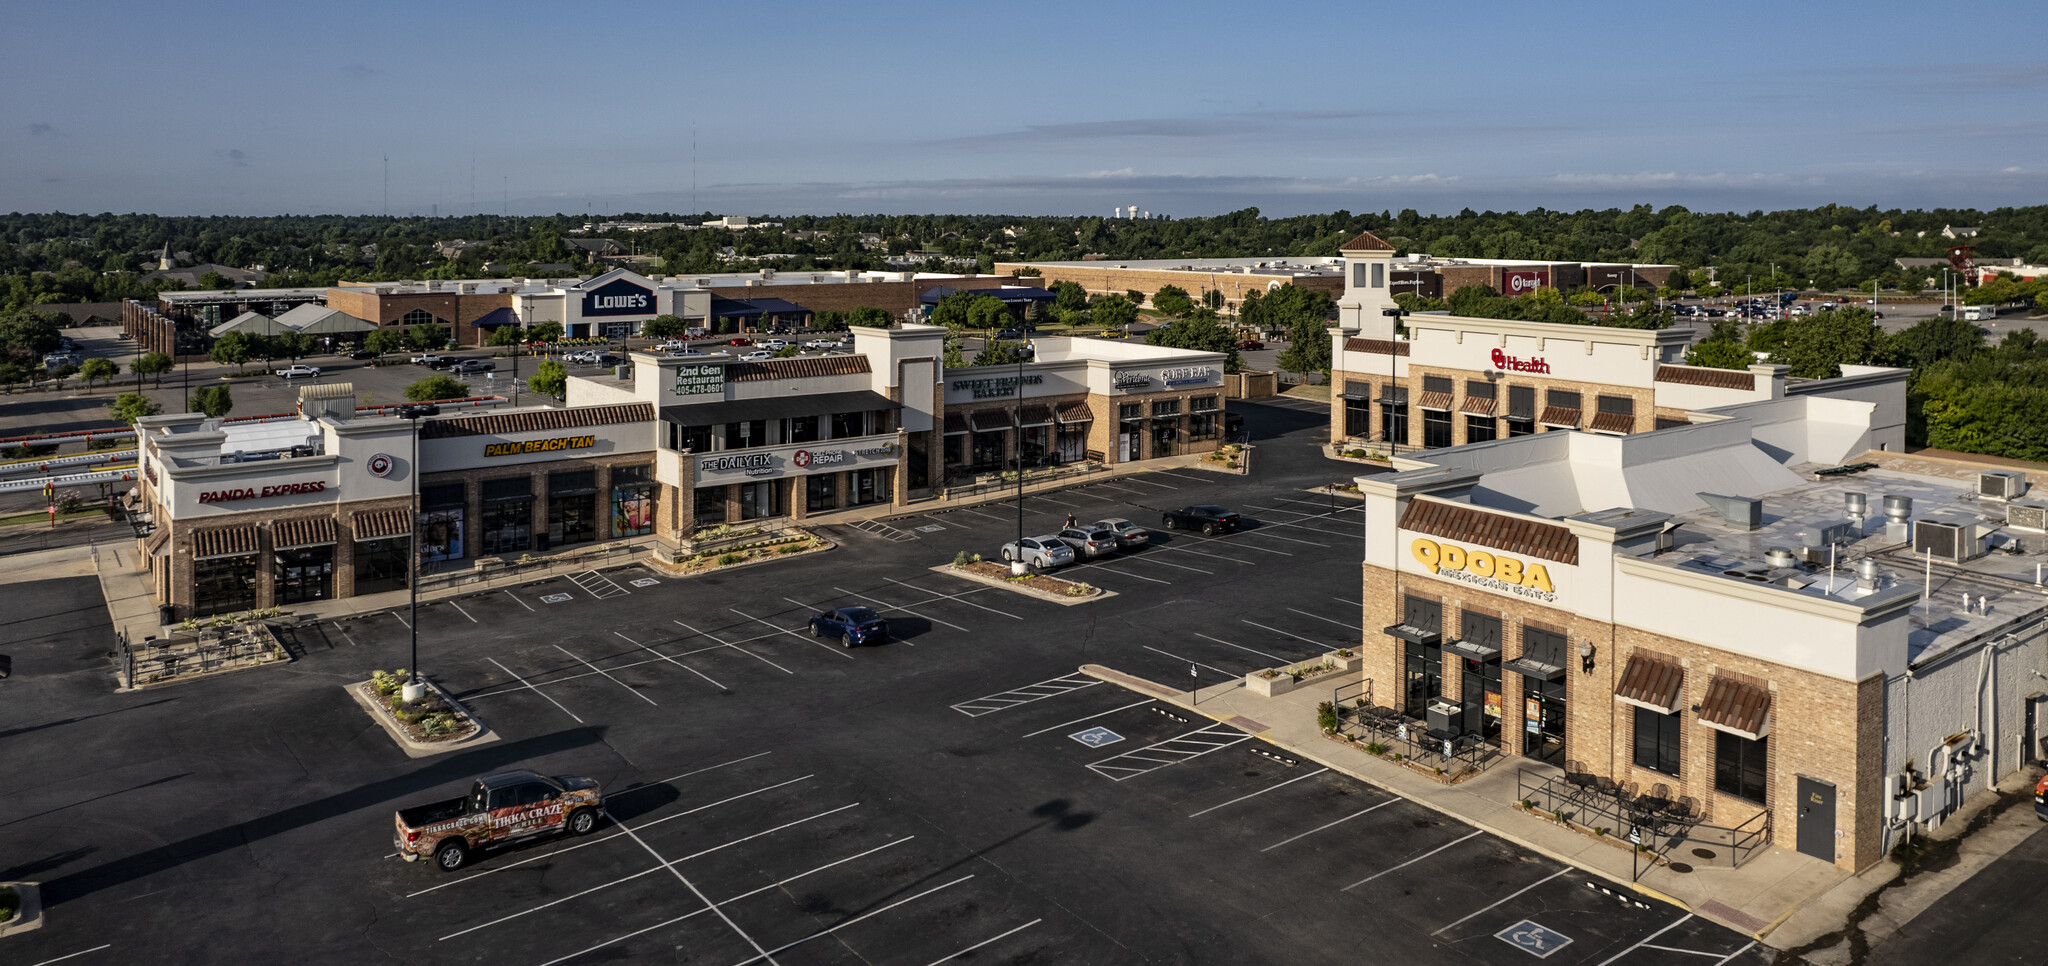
159, 604, 176, 625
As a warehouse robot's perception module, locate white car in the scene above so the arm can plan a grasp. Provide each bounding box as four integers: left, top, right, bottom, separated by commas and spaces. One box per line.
758, 339, 789, 351
1000, 535, 1076, 570
276, 364, 321, 379
804, 338, 842, 350
563, 350, 601, 364
737, 350, 775, 362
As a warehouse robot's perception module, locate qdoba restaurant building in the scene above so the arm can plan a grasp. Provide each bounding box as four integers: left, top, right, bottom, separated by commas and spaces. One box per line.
131, 323, 1223, 619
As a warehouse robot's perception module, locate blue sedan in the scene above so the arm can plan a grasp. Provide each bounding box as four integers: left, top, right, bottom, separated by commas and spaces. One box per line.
808, 607, 889, 647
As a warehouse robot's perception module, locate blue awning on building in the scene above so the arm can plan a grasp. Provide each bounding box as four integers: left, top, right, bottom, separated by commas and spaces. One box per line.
919, 286, 1058, 305
471, 307, 520, 328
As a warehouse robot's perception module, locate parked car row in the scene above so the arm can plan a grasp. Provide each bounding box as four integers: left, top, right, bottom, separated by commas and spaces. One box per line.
999, 516, 1156, 570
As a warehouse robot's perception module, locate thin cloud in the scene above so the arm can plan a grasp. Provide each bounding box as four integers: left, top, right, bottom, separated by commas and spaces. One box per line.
216, 148, 251, 168
28, 122, 56, 136
340, 62, 377, 80
1549, 171, 1819, 187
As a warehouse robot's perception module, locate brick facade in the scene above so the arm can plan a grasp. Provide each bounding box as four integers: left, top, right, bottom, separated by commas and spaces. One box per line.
991, 263, 1343, 310
325, 287, 514, 348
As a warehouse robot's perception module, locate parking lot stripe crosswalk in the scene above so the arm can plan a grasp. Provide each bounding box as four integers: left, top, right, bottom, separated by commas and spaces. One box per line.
952, 674, 1100, 716
567, 569, 631, 599
1086, 723, 1254, 781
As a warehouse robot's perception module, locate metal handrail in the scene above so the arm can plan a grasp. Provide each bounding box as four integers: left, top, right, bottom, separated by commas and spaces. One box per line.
1513, 767, 1773, 880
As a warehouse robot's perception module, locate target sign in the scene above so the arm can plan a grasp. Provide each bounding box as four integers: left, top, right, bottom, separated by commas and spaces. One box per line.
367, 453, 395, 477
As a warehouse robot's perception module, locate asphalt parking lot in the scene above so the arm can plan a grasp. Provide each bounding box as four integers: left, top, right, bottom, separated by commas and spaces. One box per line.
0, 400, 1770, 965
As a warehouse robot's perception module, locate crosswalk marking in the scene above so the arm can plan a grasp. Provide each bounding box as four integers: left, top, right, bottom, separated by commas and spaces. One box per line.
952, 673, 1101, 716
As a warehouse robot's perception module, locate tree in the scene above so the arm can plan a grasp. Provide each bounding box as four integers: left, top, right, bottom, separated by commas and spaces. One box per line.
1769, 308, 1888, 379
1274, 317, 1330, 382
969, 340, 1026, 367
0, 310, 63, 357
1885, 316, 1983, 369
275, 330, 316, 360
404, 322, 448, 352
641, 314, 689, 340
1152, 284, 1195, 317
405, 373, 471, 402
1146, 308, 1245, 373
942, 337, 966, 369
189, 384, 233, 418
364, 327, 404, 359
1049, 280, 1088, 312
107, 391, 162, 425
133, 351, 173, 386
198, 271, 233, 291
527, 320, 564, 343
847, 306, 893, 328
209, 331, 252, 368
1092, 293, 1137, 331
487, 324, 525, 347
77, 357, 118, 389
1685, 339, 1753, 370
1203, 288, 1224, 311
964, 295, 1009, 332
927, 291, 979, 330
528, 359, 567, 399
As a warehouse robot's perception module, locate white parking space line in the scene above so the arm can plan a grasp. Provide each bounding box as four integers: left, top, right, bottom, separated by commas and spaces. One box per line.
1142, 645, 1234, 676
606, 751, 773, 799
389, 610, 411, 629
833, 586, 966, 633
1152, 543, 1252, 564
464, 654, 679, 699
616, 631, 731, 690
29, 946, 113, 966
676, 618, 801, 672
556, 644, 659, 706
1642, 944, 1737, 959
726, 875, 977, 966
1261, 800, 1396, 852
1589, 914, 1694, 966
601, 809, 782, 966
1188, 767, 1330, 817
1190, 534, 1291, 555
1195, 632, 1289, 664
882, 576, 1023, 619
503, 589, 535, 611
1123, 476, 1177, 489
1087, 723, 1254, 780
1241, 620, 1329, 648
1114, 553, 1211, 574
725, 609, 856, 661
922, 919, 1043, 966
953, 673, 1100, 716
1236, 529, 1329, 548
955, 506, 1009, 523
442, 863, 670, 940
448, 600, 479, 623
1066, 557, 1170, 585
1333, 596, 1361, 607
487, 657, 584, 723
1089, 481, 1146, 494
1712, 941, 1760, 964
1145, 470, 1211, 483
1339, 830, 1483, 890
1019, 698, 1157, 739
1286, 607, 1355, 629
1429, 868, 1568, 936
334, 621, 358, 646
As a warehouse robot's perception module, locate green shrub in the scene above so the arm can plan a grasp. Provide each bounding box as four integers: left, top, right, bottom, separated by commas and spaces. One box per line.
0, 883, 18, 923
1364, 741, 1386, 754
716, 552, 743, 566
1316, 701, 1338, 733
777, 543, 804, 554
952, 550, 972, 566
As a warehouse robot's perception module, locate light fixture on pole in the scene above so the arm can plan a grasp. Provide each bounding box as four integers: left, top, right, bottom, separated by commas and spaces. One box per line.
1012, 349, 1028, 576
398, 402, 440, 702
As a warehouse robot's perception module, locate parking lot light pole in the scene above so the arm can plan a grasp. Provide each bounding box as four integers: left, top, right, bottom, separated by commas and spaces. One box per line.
398, 403, 440, 702
1013, 352, 1027, 575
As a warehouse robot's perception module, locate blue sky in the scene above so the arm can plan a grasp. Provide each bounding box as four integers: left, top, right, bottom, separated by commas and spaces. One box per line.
5, 0, 2043, 218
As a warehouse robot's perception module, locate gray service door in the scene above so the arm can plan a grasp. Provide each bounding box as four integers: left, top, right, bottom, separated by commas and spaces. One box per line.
1796, 776, 1836, 863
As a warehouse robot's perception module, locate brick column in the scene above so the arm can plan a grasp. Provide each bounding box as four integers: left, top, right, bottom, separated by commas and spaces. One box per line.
463, 479, 482, 562
595, 463, 614, 540
531, 471, 550, 551
724, 483, 741, 524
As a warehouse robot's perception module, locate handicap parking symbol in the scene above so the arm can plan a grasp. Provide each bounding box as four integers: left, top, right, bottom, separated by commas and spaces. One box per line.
1070, 726, 1124, 748
539, 593, 574, 604
1495, 920, 1571, 959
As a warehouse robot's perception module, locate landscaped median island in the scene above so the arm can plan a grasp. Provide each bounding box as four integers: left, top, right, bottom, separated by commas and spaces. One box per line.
0, 880, 40, 938
1202, 442, 1247, 472
935, 552, 1112, 605
1245, 648, 1358, 696
347, 669, 496, 758
650, 525, 832, 577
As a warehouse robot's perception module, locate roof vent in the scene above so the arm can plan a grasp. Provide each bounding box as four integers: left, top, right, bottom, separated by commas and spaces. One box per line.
1855, 558, 1884, 592
1697, 492, 1763, 531
1844, 492, 1868, 518
1764, 547, 1799, 569
1883, 495, 1913, 524
1979, 470, 2028, 501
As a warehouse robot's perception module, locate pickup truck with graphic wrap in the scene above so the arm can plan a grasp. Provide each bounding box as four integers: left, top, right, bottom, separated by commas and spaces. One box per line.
394, 770, 604, 871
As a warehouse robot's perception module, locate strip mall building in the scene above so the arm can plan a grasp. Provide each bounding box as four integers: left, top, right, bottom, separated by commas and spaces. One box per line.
130, 324, 1225, 619
1352, 359, 2048, 872
1326, 232, 1906, 453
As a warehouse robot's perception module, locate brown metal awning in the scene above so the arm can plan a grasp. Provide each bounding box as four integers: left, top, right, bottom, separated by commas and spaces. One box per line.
352, 507, 412, 539
272, 517, 337, 550
943, 412, 970, 435
1460, 396, 1497, 416
1588, 411, 1635, 435
1056, 401, 1094, 424
1539, 406, 1582, 429
1698, 674, 1772, 739
143, 526, 172, 558
969, 410, 1013, 433
192, 524, 260, 560
1415, 391, 1454, 412
1018, 404, 1054, 428
1614, 652, 1685, 714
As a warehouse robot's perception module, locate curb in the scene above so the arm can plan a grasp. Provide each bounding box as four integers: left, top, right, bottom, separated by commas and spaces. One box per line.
347, 677, 500, 759
645, 535, 835, 579
1076, 664, 1706, 925
0, 882, 43, 938
929, 564, 1117, 606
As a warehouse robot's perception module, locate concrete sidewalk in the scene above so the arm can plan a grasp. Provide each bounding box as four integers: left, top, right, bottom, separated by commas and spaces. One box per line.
797, 449, 1245, 533
1080, 662, 1854, 945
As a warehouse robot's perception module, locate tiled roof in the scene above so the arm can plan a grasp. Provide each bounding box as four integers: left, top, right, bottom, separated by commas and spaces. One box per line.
970, 410, 1012, 433
421, 403, 653, 439
192, 524, 260, 559
1538, 405, 1581, 428
1460, 396, 1497, 416
724, 355, 871, 383
1699, 673, 1771, 738
1399, 498, 1579, 565
1615, 651, 1685, 713
1655, 365, 1755, 391
943, 412, 969, 434
1339, 231, 1395, 252
1056, 401, 1094, 423
1415, 391, 1454, 412
273, 517, 336, 549
1018, 404, 1054, 427
1344, 338, 1409, 356
1588, 411, 1635, 434
352, 508, 412, 539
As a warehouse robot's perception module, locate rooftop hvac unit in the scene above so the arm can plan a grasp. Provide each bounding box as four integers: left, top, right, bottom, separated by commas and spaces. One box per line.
1979, 471, 2029, 501
2007, 501, 2048, 533
1799, 520, 1856, 549
1913, 519, 1977, 562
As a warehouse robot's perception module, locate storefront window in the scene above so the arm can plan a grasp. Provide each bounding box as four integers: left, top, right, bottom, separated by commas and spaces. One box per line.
1507, 385, 1536, 421
611, 465, 655, 537
274, 545, 335, 604
1119, 420, 1143, 461
1422, 408, 1453, 449
354, 537, 410, 595
1056, 425, 1086, 463
420, 484, 466, 563
1151, 399, 1181, 418
481, 477, 533, 556
1523, 676, 1567, 765
1020, 425, 1050, 464
971, 431, 1006, 471
1345, 397, 1371, 437
1633, 706, 1682, 776
192, 554, 258, 617
1715, 731, 1768, 802
695, 485, 729, 528
807, 475, 836, 512
785, 415, 822, 444
1405, 640, 1443, 716
723, 419, 767, 450
739, 480, 783, 520
1381, 397, 1409, 445
1188, 412, 1218, 440
548, 470, 598, 548
849, 469, 884, 506
1506, 418, 1536, 437
676, 423, 712, 453
831, 411, 870, 439
1149, 420, 1177, 458
1467, 415, 1497, 443
945, 432, 967, 467
1118, 403, 1142, 421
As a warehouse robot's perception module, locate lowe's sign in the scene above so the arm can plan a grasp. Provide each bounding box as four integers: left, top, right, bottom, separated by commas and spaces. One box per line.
582, 278, 655, 317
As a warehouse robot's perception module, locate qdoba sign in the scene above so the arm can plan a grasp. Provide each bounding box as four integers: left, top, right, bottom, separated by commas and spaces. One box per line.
1410, 536, 1559, 603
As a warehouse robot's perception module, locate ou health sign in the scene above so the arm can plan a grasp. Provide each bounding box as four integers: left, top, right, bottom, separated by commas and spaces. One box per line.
581, 278, 655, 317
1503, 270, 1549, 295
